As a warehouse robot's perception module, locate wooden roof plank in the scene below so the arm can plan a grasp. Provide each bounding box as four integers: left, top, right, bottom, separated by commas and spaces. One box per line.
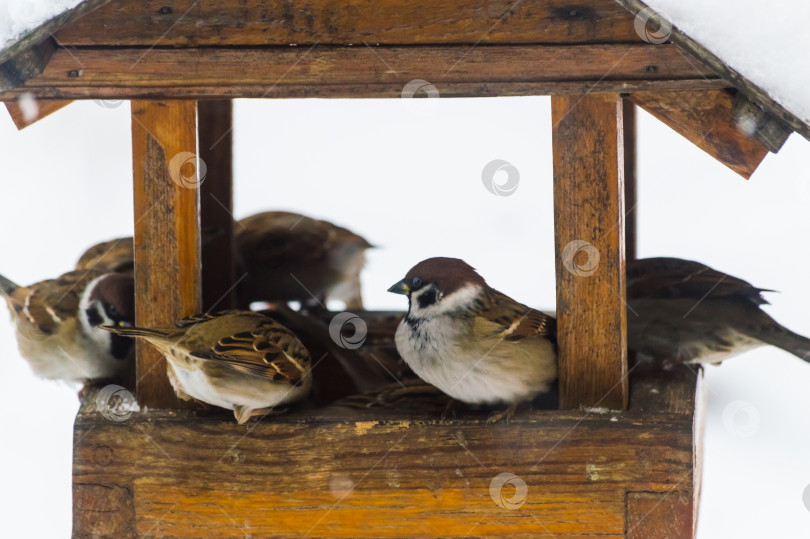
4, 98, 73, 129
629, 89, 770, 179
0, 43, 720, 100
54, 0, 640, 47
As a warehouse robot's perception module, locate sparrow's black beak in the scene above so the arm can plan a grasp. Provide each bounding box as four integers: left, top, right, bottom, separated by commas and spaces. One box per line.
387, 279, 410, 296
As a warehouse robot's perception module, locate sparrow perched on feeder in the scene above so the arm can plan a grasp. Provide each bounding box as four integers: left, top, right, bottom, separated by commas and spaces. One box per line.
388, 257, 557, 420
0, 269, 135, 382
236, 211, 372, 309
75, 237, 134, 274
627, 257, 810, 365
101, 310, 312, 424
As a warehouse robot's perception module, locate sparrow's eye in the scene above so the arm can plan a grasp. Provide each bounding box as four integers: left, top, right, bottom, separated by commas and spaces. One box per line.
411, 277, 422, 288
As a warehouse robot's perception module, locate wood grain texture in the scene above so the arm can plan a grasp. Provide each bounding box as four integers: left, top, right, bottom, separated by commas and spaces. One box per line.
131, 100, 202, 409
72, 335, 701, 537
626, 491, 693, 539
0, 38, 55, 93
629, 89, 769, 179
4, 98, 72, 129
615, 0, 808, 142
73, 398, 696, 535
54, 0, 639, 46
198, 100, 237, 312
552, 93, 628, 411
2, 43, 720, 100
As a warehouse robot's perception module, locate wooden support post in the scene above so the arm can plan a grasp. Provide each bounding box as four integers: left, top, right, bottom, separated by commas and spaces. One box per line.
623, 99, 638, 262
197, 100, 236, 311
131, 100, 202, 409
551, 93, 628, 410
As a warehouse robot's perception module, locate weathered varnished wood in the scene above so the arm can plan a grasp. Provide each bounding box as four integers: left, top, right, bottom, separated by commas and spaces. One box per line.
616, 0, 809, 143
4, 98, 72, 129
54, 0, 639, 47
131, 100, 202, 409
629, 89, 770, 179
0, 38, 55, 93
626, 491, 693, 539
552, 94, 628, 411
2, 43, 719, 100
73, 367, 699, 537
198, 100, 237, 312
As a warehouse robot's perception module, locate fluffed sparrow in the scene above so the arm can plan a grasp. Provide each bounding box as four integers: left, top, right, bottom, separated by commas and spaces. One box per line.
388, 257, 557, 419
102, 310, 312, 424
627, 257, 810, 364
0, 269, 134, 382
236, 211, 371, 309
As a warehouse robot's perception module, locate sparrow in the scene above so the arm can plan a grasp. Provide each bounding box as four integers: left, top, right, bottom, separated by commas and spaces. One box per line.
388, 257, 557, 420
75, 237, 134, 274
0, 269, 135, 382
101, 310, 312, 424
236, 211, 372, 310
627, 257, 810, 365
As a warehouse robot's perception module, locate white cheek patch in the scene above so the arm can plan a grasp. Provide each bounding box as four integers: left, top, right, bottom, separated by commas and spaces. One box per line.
409, 284, 482, 319
79, 276, 115, 351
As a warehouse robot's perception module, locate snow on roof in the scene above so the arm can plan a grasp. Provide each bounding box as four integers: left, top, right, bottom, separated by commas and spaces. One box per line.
1, 0, 82, 49
643, 0, 810, 126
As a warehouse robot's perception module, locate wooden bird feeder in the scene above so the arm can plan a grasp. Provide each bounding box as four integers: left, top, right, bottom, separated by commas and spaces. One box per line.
2, 1, 807, 537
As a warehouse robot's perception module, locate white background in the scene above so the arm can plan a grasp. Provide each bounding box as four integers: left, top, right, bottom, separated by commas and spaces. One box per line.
1, 97, 809, 537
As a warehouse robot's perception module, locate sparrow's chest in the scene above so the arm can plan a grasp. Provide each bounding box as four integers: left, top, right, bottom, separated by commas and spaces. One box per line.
396, 315, 471, 364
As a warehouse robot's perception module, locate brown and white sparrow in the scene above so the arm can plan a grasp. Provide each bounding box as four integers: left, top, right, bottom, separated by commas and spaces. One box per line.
388, 257, 557, 418
0, 269, 135, 382
75, 237, 134, 274
236, 211, 371, 309
102, 310, 312, 424
627, 257, 810, 364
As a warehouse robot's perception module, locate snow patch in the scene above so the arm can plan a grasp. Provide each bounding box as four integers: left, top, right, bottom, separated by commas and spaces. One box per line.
1, 0, 83, 48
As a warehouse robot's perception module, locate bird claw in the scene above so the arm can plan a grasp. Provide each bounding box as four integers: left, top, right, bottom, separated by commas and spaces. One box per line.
487, 403, 520, 424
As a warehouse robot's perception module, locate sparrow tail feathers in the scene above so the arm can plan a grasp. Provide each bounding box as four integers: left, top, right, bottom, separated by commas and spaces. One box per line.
756, 326, 810, 363
99, 326, 171, 340
0, 273, 20, 297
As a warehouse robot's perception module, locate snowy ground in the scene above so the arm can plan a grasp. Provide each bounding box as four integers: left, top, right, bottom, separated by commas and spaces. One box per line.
0, 98, 809, 537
